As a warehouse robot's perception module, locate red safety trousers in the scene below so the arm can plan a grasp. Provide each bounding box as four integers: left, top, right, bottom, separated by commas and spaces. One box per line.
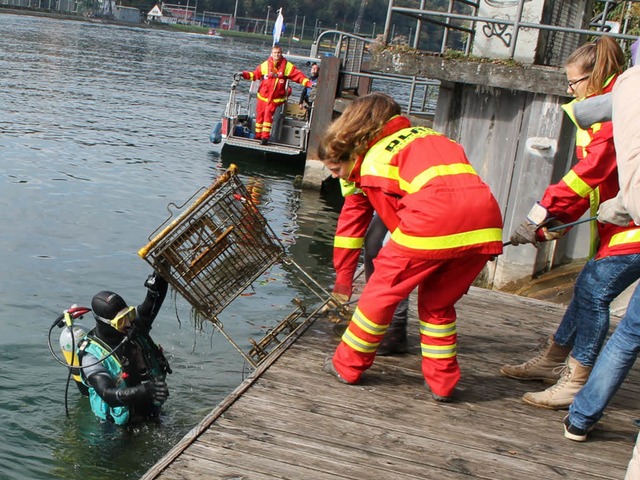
332, 245, 492, 397
254, 99, 279, 140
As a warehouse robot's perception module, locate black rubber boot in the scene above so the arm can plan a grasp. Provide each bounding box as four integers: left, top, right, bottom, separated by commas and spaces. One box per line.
377, 297, 409, 356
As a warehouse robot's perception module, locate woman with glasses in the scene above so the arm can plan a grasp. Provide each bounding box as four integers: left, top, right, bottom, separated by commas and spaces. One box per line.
78, 269, 171, 427
501, 36, 640, 411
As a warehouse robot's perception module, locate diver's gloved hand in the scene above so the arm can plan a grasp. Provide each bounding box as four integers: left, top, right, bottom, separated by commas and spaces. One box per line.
143, 379, 169, 406
144, 270, 168, 293
115, 380, 169, 406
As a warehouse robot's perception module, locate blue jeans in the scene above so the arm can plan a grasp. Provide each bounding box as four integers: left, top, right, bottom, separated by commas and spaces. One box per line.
568, 281, 640, 430
554, 254, 640, 366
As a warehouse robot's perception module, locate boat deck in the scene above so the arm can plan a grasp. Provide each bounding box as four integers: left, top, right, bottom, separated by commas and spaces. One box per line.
142, 287, 639, 479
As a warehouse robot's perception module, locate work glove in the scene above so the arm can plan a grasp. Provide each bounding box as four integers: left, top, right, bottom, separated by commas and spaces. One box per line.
510, 202, 556, 246
598, 198, 634, 227
539, 219, 567, 241
319, 292, 350, 315
510, 221, 539, 247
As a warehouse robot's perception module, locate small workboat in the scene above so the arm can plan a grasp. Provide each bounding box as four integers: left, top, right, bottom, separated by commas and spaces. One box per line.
210, 72, 314, 156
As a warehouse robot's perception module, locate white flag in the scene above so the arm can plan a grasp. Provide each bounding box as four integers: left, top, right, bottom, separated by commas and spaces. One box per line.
273, 8, 284, 46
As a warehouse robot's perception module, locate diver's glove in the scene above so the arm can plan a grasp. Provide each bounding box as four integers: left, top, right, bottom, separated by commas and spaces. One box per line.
90, 373, 168, 407
144, 270, 168, 295
115, 380, 169, 406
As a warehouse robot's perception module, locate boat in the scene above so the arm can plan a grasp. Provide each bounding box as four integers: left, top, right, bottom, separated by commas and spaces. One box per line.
210, 69, 315, 157
207, 28, 223, 39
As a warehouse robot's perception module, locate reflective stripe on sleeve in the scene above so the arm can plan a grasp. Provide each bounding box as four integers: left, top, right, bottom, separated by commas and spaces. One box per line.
562, 170, 593, 198
334, 236, 365, 249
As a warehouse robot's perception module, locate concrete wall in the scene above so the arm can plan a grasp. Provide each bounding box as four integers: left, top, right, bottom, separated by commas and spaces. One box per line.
472, 0, 547, 63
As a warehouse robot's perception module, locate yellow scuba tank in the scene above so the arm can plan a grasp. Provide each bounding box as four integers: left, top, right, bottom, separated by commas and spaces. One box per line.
58, 305, 90, 387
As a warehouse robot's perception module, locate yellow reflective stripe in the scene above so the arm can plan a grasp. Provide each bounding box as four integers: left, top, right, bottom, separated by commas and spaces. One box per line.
361, 127, 440, 178
609, 228, 640, 247
256, 93, 286, 103
562, 170, 592, 198
342, 329, 379, 353
260, 62, 268, 76
402, 164, 478, 194
361, 161, 400, 182
562, 99, 598, 157
339, 179, 362, 196
390, 227, 502, 250
421, 343, 457, 358
419, 320, 456, 338
589, 189, 600, 258
284, 62, 293, 76
334, 236, 364, 249
351, 307, 388, 336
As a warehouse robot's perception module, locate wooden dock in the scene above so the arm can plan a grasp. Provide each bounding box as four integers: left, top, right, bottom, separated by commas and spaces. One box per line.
142, 287, 639, 479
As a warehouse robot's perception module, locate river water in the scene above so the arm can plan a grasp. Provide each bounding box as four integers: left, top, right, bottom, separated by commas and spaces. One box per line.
0, 14, 342, 480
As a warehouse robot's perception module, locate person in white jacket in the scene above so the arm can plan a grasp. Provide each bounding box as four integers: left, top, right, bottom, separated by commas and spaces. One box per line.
564, 63, 640, 478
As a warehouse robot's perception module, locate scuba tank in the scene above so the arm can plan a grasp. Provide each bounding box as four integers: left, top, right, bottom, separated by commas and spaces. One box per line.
55, 305, 91, 395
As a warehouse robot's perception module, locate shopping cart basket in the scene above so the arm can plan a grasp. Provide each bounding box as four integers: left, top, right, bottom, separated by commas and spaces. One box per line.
138, 165, 349, 368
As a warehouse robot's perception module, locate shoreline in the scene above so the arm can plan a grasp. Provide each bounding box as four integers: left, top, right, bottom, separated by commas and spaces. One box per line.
0, 6, 316, 47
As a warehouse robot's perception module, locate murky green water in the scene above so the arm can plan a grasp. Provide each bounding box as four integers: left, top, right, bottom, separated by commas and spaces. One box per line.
0, 13, 341, 479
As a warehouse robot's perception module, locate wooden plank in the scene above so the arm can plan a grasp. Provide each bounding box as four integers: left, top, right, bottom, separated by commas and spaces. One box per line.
146, 288, 638, 479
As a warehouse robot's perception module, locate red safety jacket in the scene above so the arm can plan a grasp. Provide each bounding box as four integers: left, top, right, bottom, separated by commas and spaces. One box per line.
245, 56, 311, 105
345, 116, 503, 261
546, 74, 640, 259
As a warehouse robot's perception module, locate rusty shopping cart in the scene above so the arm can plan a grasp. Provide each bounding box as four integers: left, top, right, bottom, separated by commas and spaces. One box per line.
138, 165, 348, 368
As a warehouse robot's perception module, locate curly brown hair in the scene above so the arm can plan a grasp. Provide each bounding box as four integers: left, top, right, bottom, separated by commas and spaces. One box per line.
566, 36, 625, 95
318, 92, 402, 163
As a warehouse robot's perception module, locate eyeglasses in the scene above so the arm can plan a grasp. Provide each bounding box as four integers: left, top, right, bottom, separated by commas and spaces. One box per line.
568, 75, 590, 91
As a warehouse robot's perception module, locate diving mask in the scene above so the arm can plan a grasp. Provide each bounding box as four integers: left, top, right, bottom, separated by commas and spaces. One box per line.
96, 306, 137, 331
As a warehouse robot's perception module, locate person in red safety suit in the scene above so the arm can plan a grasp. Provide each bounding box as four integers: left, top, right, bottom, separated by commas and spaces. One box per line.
331, 180, 410, 355
238, 45, 312, 145
318, 92, 504, 401
501, 36, 640, 410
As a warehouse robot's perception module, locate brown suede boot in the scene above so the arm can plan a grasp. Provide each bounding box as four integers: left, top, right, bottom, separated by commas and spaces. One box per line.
522, 356, 592, 410
500, 336, 571, 383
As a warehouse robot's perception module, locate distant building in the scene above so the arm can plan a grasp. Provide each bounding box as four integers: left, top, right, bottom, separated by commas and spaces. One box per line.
114, 5, 140, 23
146, 4, 177, 24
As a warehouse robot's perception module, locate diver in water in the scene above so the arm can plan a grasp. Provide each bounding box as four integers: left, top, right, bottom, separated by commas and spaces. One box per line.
78, 269, 171, 426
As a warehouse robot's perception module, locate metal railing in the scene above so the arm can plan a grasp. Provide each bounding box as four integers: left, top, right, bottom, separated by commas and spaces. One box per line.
383, 0, 640, 64
310, 29, 438, 117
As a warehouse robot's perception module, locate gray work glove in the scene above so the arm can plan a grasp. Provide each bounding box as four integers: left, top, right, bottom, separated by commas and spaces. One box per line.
510, 222, 539, 247
598, 198, 633, 227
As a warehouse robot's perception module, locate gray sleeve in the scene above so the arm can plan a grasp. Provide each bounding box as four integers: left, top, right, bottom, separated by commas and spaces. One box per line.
572, 93, 612, 129
81, 352, 109, 380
